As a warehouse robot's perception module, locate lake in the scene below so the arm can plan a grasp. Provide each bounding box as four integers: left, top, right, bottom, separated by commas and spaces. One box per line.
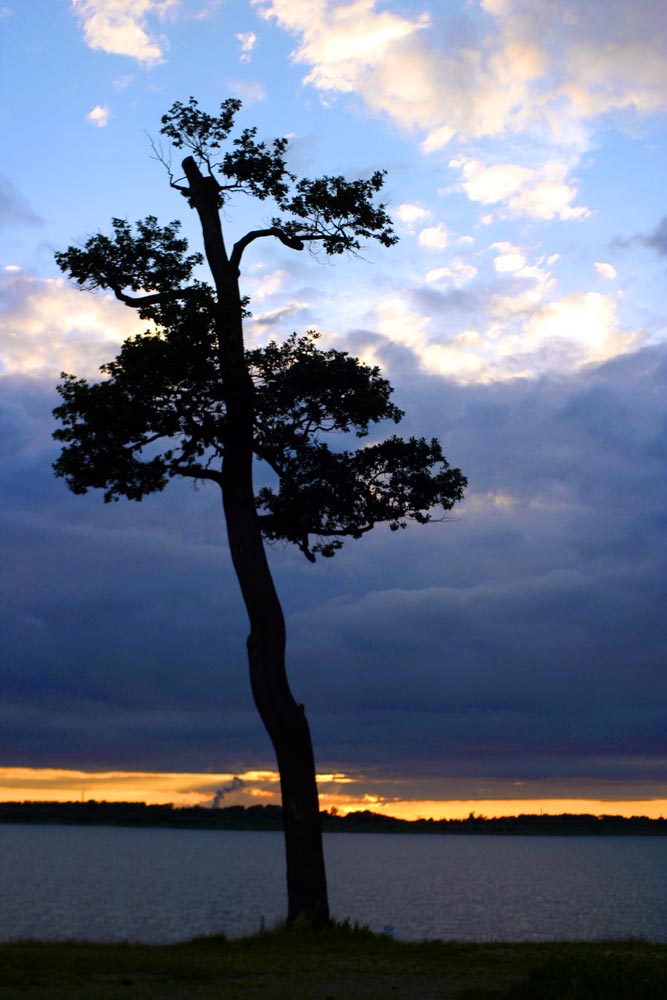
1, 824, 666, 943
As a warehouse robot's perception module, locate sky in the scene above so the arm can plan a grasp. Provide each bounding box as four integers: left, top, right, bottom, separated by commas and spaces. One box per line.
1, 0, 666, 820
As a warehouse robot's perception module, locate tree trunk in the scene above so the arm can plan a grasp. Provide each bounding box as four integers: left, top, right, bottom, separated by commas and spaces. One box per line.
182, 156, 329, 924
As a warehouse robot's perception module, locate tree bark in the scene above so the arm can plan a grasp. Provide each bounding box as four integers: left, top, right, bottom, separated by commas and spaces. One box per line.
182, 156, 329, 923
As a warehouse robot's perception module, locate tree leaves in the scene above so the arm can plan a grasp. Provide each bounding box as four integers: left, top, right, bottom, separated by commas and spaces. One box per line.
157, 97, 396, 253
160, 97, 242, 159
53, 97, 465, 556
272, 173, 397, 255
54, 217, 204, 320
53, 330, 466, 555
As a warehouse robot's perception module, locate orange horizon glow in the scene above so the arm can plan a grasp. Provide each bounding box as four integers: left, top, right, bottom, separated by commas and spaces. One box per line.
339, 797, 667, 821
1, 767, 665, 820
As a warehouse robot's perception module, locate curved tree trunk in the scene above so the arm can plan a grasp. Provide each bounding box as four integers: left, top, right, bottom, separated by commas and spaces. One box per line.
182, 155, 329, 923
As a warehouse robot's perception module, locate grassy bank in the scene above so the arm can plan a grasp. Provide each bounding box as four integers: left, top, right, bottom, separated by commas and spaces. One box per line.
1, 925, 666, 999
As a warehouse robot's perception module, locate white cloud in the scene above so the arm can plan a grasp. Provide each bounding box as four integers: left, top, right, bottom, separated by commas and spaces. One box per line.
420, 124, 456, 154
425, 259, 477, 286
71, 0, 178, 66
449, 159, 533, 204
236, 31, 257, 62
368, 239, 641, 383
374, 298, 430, 352
521, 292, 642, 367
253, 0, 667, 168
245, 268, 288, 301
417, 290, 642, 383
506, 168, 590, 222
396, 202, 431, 230
86, 104, 111, 128
490, 253, 556, 318
418, 223, 448, 251
450, 157, 589, 221
492, 242, 526, 274
253, 0, 429, 94
0, 271, 144, 379
595, 262, 617, 281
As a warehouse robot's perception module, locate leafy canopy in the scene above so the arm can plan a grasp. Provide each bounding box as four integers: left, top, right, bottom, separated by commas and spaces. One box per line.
54, 326, 466, 561
53, 97, 466, 561
159, 96, 398, 254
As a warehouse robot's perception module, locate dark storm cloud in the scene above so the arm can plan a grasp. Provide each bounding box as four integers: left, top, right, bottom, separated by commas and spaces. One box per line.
0, 379, 265, 770
1, 345, 666, 788
283, 344, 667, 782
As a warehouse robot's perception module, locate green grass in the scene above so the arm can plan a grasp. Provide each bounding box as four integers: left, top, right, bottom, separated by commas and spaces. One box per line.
1, 924, 666, 999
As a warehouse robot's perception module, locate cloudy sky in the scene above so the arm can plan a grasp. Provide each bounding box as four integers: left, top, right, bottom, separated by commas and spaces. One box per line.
1, 0, 666, 819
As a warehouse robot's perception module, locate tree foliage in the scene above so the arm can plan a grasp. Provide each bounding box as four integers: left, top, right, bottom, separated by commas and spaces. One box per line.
54, 97, 465, 563
54, 329, 465, 561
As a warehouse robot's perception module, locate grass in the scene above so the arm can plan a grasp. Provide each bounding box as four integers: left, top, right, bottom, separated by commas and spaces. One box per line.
1, 924, 666, 999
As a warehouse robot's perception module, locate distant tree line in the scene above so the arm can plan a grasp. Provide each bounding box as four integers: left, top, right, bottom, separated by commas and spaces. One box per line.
1, 801, 665, 836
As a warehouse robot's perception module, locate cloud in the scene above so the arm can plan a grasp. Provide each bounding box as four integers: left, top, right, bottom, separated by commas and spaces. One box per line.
430, 291, 641, 382
86, 104, 111, 127
396, 202, 431, 230
0, 177, 42, 228
1, 330, 665, 790
249, 299, 311, 331
520, 291, 642, 368
425, 259, 477, 287
641, 216, 667, 257
252, 0, 430, 96
418, 223, 448, 250
491, 242, 526, 273
0, 269, 143, 379
370, 244, 642, 383
244, 268, 288, 301
71, 0, 178, 65
450, 157, 589, 221
612, 215, 667, 262
253, 0, 667, 152
236, 30, 257, 62
595, 262, 617, 281
283, 344, 667, 778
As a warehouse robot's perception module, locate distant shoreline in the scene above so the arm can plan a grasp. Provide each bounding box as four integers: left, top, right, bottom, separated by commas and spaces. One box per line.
1, 801, 666, 835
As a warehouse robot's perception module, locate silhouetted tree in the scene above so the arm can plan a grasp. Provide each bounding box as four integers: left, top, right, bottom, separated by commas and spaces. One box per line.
53, 98, 467, 923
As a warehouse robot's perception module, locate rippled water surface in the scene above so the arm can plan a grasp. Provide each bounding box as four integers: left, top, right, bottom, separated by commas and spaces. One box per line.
1, 825, 666, 943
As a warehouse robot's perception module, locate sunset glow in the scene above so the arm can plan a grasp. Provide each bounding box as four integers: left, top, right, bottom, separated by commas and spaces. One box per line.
2, 768, 665, 821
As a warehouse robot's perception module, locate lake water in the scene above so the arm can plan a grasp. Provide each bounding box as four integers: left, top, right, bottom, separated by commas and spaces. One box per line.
1, 824, 666, 943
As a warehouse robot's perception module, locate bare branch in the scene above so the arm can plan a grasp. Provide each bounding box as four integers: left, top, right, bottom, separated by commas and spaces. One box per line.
170, 464, 224, 486
108, 284, 197, 309
230, 227, 305, 271
146, 132, 190, 193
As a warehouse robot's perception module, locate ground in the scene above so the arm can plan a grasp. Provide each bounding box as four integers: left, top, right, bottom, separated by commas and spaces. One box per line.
1, 927, 667, 999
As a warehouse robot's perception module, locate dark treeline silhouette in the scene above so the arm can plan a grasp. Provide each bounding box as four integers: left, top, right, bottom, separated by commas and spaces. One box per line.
2, 801, 665, 835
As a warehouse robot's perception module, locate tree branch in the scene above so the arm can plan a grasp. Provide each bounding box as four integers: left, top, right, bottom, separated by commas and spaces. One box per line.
230, 227, 305, 271
109, 284, 197, 309
171, 464, 224, 486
